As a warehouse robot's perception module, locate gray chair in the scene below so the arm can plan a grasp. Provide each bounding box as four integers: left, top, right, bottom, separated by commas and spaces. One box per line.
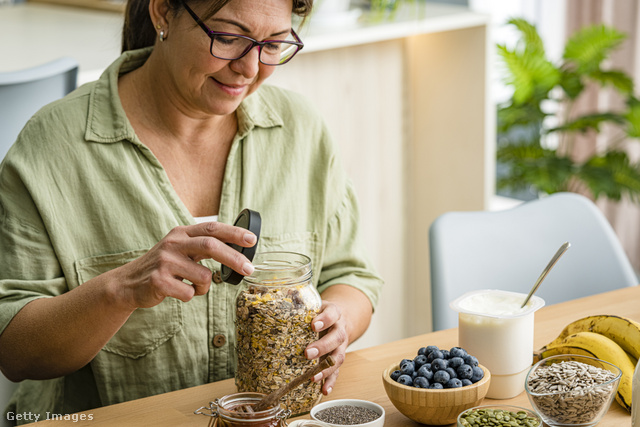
0, 57, 78, 161
429, 192, 638, 331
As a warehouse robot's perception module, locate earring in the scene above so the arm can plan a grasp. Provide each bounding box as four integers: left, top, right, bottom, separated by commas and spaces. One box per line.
156, 24, 161, 29
159, 30, 166, 42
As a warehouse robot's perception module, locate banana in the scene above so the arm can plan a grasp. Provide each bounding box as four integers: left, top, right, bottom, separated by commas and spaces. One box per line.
537, 331, 635, 412
546, 315, 640, 360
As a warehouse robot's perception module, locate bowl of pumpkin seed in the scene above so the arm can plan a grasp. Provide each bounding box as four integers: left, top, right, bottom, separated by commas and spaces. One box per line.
457, 405, 542, 427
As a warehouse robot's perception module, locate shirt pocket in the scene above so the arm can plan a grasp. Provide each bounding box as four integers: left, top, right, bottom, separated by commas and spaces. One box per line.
74, 249, 183, 359
258, 232, 321, 285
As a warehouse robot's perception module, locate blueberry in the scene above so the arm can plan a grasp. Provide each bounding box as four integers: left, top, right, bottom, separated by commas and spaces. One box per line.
449, 356, 465, 369
426, 350, 444, 363
425, 345, 440, 355
390, 370, 402, 381
417, 347, 428, 356
463, 354, 479, 367
413, 354, 428, 369
471, 366, 484, 383
445, 367, 457, 379
400, 360, 415, 376
412, 371, 418, 379
423, 363, 431, 372
446, 378, 463, 388
441, 349, 450, 359
461, 379, 473, 387
397, 374, 413, 385
456, 364, 473, 380
433, 370, 451, 384
429, 382, 444, 389
413, 376, 429, 388
450, 347, 468, 358
431, 358, 448, 371
400, 358, 413, 366
417, 365, 434, 381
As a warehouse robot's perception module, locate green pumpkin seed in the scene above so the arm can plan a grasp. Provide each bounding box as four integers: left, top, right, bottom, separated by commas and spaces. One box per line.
459, 408, 541, 427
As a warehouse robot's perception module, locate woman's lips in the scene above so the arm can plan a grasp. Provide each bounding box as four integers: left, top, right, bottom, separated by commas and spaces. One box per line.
212, 77, 247, 96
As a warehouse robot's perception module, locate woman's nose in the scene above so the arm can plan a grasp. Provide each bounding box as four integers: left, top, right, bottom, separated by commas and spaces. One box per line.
230, 46, 261, 78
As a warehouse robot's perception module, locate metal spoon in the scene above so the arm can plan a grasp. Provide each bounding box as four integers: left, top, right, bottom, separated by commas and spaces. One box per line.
521, 241, 571, 308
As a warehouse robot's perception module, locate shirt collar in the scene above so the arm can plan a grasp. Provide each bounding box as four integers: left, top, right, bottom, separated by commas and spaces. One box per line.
84, 47, 283, 144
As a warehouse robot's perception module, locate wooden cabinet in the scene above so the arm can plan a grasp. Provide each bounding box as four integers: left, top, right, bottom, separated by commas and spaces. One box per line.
269, 4, 493, 348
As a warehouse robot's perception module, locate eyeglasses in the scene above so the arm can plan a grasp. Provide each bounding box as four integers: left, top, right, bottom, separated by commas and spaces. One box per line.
179, 0, 304, 66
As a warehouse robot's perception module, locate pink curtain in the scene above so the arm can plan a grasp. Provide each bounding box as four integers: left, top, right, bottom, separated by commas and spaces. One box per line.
566, 0, 640, 274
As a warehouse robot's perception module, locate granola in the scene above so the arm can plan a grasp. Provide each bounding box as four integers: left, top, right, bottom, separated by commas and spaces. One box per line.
235, 282, 321, 416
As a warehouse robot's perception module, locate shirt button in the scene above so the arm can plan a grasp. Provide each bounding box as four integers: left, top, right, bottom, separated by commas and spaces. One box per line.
212, 270, 223, 284
212, 334, 226, 347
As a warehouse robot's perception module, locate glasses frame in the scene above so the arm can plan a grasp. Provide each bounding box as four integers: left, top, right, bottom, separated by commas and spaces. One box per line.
178, 0, 304, 66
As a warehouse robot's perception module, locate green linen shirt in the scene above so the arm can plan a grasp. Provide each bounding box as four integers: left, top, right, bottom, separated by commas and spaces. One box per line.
0, 47, 383, 422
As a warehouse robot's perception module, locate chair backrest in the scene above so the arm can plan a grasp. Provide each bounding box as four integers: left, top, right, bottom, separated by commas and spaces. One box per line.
0, 57, 78, 161
1, 375, 16, 427
429, 192, 638, 331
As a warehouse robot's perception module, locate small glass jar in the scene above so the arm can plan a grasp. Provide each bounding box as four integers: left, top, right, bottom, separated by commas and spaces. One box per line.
207, 392, 289, 427
235, 252, 322, 416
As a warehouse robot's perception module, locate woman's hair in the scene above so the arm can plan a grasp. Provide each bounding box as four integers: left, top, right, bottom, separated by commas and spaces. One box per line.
122, 0, 314, 53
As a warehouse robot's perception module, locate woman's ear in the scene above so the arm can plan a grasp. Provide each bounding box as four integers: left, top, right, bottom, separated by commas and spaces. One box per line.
149, 0, 172, 36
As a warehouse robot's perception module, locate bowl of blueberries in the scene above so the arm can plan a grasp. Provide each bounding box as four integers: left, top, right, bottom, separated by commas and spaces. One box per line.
382, 345, 491, 425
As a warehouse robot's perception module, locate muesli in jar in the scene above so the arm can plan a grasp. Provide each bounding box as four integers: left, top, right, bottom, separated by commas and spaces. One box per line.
235, 252, 322, 416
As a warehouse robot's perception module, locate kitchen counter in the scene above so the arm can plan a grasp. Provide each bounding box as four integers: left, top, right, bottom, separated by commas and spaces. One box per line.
21, 286, 640, 426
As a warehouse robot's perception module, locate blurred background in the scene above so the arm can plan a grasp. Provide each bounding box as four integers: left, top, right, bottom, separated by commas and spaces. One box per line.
2, 0, 640, 352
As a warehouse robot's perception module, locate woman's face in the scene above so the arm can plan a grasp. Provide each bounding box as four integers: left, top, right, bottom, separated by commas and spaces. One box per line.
163, 0, 294, 117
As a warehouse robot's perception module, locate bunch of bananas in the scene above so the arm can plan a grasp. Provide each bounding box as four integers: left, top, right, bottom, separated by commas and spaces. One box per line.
535, 314, 640, 412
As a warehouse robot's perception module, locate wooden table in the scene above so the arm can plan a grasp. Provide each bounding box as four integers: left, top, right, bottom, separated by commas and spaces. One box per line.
24, 286, 639, 426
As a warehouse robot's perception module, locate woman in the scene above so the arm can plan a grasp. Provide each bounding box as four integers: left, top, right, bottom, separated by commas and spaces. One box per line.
0, 0, 383, 421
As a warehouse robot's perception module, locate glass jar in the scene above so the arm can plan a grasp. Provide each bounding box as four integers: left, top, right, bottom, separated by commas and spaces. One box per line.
206, 392, 289, 427
235, 252, 322, 416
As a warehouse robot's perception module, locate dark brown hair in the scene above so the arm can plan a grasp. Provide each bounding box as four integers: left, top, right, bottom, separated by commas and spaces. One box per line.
122, 0, 314, 53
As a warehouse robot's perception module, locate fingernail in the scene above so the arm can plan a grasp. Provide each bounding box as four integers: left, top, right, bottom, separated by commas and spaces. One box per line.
306, 348, 319, 359
313, 373, 323, 382
314, 321, 324, 331
326, 386, 333, 395
244, 233, 256, 245
242, 262, 254, 275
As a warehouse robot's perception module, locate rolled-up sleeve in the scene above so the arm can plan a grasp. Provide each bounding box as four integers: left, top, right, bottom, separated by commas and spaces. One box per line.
0, 159, 67, 336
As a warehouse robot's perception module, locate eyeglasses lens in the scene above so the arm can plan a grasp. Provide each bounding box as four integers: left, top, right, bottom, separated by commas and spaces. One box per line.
211, 34, 300, 65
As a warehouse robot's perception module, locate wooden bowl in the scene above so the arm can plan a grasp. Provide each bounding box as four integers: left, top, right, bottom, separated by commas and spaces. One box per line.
382, 362, 491, 425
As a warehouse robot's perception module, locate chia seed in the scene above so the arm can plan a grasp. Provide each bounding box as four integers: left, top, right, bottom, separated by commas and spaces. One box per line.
315, 405, 380, 425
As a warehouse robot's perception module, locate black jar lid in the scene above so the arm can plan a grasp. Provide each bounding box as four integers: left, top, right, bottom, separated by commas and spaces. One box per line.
220, 208, 262, 285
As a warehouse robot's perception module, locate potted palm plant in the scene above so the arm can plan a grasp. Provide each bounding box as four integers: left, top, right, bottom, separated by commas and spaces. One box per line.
497, 18, 640, 202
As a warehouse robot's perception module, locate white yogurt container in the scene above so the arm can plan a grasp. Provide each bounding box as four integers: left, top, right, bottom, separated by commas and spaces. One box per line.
450, 289, 545, 399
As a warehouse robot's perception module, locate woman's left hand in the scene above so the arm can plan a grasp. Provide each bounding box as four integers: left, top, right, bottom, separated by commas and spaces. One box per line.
304, 285, 374, 395
305, 300, 348, 395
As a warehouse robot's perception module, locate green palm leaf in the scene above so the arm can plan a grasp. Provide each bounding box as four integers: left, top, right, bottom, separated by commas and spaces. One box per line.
625, 98, 640, 138
507, 17, 545, 57
564, 25, 626, 73
548, 112, 626, 134
498, 45, 560, 104
578, 151, 640, 201
589, 69, 634, 94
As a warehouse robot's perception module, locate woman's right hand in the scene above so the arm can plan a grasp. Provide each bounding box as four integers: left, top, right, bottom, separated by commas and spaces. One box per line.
113, 221, 257, 309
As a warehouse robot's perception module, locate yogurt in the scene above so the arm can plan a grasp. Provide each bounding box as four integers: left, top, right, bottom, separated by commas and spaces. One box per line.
450, 289, 545, 399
